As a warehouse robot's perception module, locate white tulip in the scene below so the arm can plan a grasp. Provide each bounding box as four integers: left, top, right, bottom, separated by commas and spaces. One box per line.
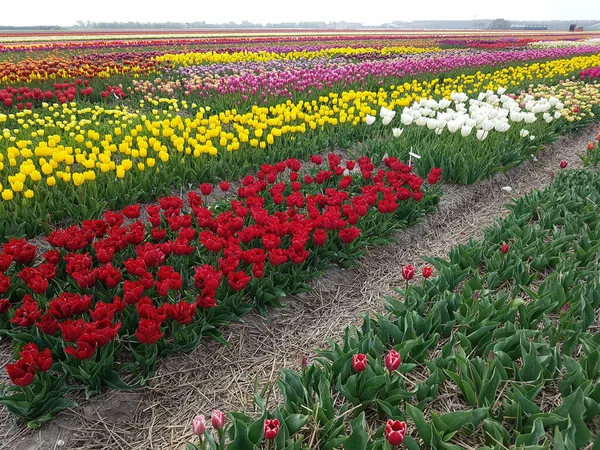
439, 99, 452, 109
447, 120, 461, 133
380, 106, 396, 120
520, 129, 530, 137
392, 128, 403, 138
530, 135, 536, 141
461, 125, 472, 137
497, 87, 507, 95
401, 113, 414, 126
495, 122, 511, 132
416, 116, 428, 126
549, 97, 558, 106
482, 120, 494, 131
476, 129, 489, 141
365, 115, 376, 125
510, 110, 524, 122
554, 111, 562, 119
524, 113, 537, 124
466, 118, 477, 128
426, 118, 439, 130
382, 116, 393, 126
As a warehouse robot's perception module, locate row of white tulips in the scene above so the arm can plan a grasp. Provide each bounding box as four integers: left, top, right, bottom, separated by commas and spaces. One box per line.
527, 38, 600, 48
365, 86, 565, 142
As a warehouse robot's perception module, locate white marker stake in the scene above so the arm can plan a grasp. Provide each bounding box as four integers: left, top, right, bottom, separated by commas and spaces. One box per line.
408, 149, 421, 167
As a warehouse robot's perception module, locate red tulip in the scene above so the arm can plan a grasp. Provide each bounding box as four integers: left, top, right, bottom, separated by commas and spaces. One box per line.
422, 266, 432, 278
264, 419, 280, 440
588, 142, 595, 151
219, 181, 230, 192
211, 410, 225, 430
385, 420, 407, 446
200, 183, 213, 196
402, 264, 414, 281
6, 355, 35, 386
559, 160, 568, 169
384, 349, 401, 372
352, 353, 367, 373
500, 244, 509, 254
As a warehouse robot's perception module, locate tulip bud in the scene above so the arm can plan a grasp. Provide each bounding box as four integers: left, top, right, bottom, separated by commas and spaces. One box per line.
588, 142, 595, 151
211, 410, 225, 430
559, 160, 568, 169
301, 355, 308, 369
192, 415, 206, 436
352, 353, 367, 373
500, 244, 509, 254
561, 303, 569, 313
422, 266, 432, 279
385, 420, 407, 446
263, 419, 280, 440
402, 264, 414, 281
488, 350, 494, 362
384, 349, 401, 372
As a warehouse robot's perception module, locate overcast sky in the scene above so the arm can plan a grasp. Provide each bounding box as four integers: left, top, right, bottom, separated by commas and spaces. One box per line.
2, 0, 599, 27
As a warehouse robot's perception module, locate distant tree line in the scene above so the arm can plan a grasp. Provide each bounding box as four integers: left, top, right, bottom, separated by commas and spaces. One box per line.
2, 19, 598, 32
70, 19, 600, 31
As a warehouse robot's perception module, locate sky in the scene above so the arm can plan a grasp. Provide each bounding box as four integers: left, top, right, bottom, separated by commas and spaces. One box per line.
1, 0, 599, 27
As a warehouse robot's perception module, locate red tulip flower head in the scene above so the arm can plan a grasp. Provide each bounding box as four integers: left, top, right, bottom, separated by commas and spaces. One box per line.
385, 420, 407, 446
422, 266, 432, 279
200, 183, 213, 196
588, 142, 595, 151
402, 264, 414, 281
192, 414, 206, 436
500, 243, 509, 254
385, 349, 401, 372
264, 419, 280, 440
559, 160, 568, 169
211, 409, 225, 430
352, 353, 368, 373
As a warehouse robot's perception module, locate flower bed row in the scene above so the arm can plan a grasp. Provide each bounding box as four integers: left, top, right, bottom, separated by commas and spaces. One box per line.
2, 56, 599, 240
181, 165, 600, 449
358, 79, 600, 183
0, 153, 442, 427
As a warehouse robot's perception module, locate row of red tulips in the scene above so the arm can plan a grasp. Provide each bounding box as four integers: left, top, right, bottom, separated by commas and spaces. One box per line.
0, 153, 441, 426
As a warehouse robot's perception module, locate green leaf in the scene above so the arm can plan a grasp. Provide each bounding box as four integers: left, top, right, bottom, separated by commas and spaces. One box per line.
226, 417, 253, 450
285, 414, 309, 436
406, 403, 432, 445
432, 408, 488, 434
553, 388, 591, 448
483, 419, 510, 447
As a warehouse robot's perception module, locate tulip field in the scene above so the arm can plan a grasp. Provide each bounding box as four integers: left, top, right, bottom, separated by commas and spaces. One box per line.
1, 29, 600, 449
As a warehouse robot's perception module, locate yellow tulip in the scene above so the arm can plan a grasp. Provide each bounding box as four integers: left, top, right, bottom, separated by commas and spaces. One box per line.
24, 189, 34, 199
1, 189, 13, 201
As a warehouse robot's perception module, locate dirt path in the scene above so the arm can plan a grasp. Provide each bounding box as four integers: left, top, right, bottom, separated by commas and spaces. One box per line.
2, 123, 598, 450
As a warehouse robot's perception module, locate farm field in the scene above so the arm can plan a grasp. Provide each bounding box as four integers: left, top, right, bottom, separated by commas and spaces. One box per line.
0, 29, 600, 449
